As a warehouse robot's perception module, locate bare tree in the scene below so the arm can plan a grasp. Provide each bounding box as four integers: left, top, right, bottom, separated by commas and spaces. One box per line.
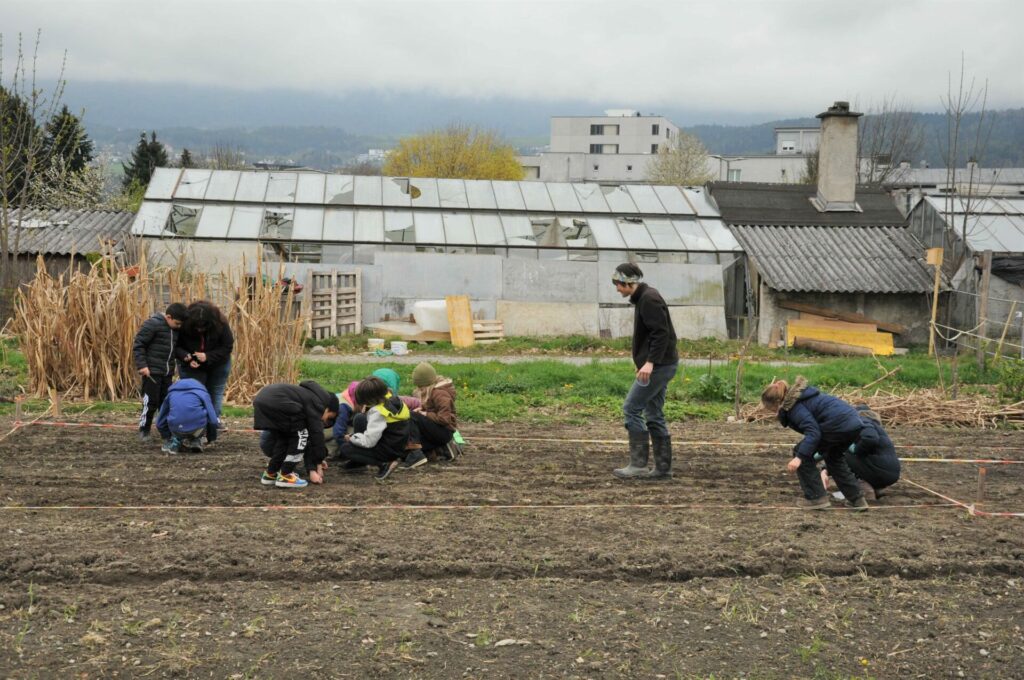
337, 160, 382, 176
857, 95, 925, 184
645, 132, 714, 185
0, 31, 68, 313
204, 142, 247, 170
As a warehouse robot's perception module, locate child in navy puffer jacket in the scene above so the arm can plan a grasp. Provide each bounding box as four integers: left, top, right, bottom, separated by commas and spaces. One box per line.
761, 376, 868, 511
156, 378, 220, 453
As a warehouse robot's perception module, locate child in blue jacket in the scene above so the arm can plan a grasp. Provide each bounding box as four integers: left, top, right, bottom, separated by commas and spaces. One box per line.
761, 376, 868, 511
819, 404, 901, 501
156, 378, 220, 454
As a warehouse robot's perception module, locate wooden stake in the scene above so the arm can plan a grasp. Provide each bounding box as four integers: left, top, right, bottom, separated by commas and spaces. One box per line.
993, 300, 1018, 364
977, 250, 993, 371
927, 248, 943, 356
14, 395, 23, 422
975, 466, 988, 506
951, 350, 959, 400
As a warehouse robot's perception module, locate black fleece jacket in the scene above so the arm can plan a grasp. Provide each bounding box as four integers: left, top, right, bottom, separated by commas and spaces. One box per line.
132, 313, 177, 376
629, 283, 679, 369
253, 381, 336, 469
175, 324, 234, 370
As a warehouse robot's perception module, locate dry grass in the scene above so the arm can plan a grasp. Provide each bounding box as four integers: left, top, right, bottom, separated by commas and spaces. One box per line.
11, 250, 309, 404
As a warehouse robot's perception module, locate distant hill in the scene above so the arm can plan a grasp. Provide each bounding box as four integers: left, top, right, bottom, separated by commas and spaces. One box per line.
68, 81, 1024, 169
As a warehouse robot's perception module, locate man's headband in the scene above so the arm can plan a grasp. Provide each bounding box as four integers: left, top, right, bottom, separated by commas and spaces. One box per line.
611, 271, 642, 285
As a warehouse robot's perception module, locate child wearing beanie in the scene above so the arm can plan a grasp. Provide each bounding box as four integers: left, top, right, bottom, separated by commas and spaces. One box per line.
409, 362, 460, 461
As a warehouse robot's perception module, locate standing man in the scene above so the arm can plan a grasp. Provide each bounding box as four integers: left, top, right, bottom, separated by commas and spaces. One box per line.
611, 263, 679, 480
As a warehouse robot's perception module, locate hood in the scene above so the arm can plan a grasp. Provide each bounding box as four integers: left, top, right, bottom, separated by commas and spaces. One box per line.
168, 378, 208, 395
300, 380, 340, 414
372, 368, 401, 395
856, 404, 883, 425
781, 376, 818, 411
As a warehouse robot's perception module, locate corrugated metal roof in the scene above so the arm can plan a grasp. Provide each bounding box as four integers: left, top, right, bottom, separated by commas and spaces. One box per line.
729, 224, 934, 294
5, 209, 134, 256
709, 182, 906, 227
885, 167, 1024, 187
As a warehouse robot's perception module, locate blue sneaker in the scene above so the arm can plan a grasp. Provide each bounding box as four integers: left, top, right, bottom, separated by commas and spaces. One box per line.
275, 472, 308, 489
260, 471, 278, 486
161, 437, 181, 454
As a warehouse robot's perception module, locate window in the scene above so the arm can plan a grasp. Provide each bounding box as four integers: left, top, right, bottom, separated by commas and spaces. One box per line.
590, 124, 618, 135
626, 165, 632, 171
590, 124, 604, 135
590, 144, 601, 154
593, 164, 599, 171
651, 144, 659, 154
781, 141, 796, 153
727, 169, 742, 181
589, 144, 618, 154
652, 124, 659, 136
666, 128, 672, 139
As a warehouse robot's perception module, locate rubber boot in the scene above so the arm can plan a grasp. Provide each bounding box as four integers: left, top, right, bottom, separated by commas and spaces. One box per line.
613, 430, 650, 479
643, 435, 673, 480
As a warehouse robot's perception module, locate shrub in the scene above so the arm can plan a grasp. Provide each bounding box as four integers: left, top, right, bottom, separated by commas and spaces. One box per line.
996, 359, 1024, 402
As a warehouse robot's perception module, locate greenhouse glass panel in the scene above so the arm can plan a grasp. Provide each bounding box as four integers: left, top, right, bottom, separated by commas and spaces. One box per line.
688, 252, 718, 264
260, 207, 295, 239
205, 171, 240, 200
588, 217, 626, 248
685, 188, 718, 217
384, 210, 415, 243
602, 185, 639, 213
292, 207, 325, 240
546, 182, 582, 212
492, 181, 526, 210
560, 217, 596, 248
507, 247, 538, 259
519, 182, 554, 211
645, 218, 684, 249
265, 173, 298, 203
323, 210, 354, 241
465, 180, 497, 209
322, 244, 354, 264
472, 214, 505, 245
325, 175, 356, 205
381, 177, 412, 207
572, 183, 610, 212
617, 218, 655, 249
354, 210, 384, 241
413, 211, 445, 244
145, 167, 181, 199
353, 244, 377, 263
530, 216, 559, 246
176, 169, 212, 200
295, 173, 326, 203
236, 173, 270, 202
437, 179, 469, 208
625, 184, 666, 213
408, 178, 440, 208
194, 205, 232, 237
539, 248, 567, 261
652, 185, 694, 214
699, 219, 741, 250
441, 212, 474, 245
228, 206, 263, 239
672, 219, 717, 251
501, 214, 534, 245
132, 202, 172, 236
598, 249, 628, 262
354, 176, 384, 205
167, 203, 203, 236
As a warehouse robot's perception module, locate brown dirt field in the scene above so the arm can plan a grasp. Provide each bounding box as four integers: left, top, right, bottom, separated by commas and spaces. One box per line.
1, 418, 1023, 679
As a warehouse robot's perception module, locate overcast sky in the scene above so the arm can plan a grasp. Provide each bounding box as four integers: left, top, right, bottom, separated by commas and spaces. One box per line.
5, 0, 1023, 117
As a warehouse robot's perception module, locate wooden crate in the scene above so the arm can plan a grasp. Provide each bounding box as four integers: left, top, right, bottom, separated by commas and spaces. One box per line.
473, 320, 505, 344
309, 270, 361, 340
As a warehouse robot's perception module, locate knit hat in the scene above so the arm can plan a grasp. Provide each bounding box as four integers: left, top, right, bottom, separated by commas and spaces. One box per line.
372, 368, 401, 395
412, 362, 438, 388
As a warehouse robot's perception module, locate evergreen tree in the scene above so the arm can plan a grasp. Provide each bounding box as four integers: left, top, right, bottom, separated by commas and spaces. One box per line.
0, 85, 40, 201
178, 148, 194, 168
42, 105, 94, 173
122, 131, 168, 189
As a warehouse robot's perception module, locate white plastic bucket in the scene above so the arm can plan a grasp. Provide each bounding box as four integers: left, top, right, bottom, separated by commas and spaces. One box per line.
368, 338, 386, 351
391, 341, 409, 356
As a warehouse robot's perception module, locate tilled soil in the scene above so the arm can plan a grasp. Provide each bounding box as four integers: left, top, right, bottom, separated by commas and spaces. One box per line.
1, 418, 1022, 678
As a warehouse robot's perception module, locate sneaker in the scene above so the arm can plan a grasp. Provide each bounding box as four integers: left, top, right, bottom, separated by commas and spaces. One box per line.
850, 495, 870, 512
138, 430, 151, 442
260, 471, 278, 486
340, 460, 368, 474
275, 472, 308, 489
857, 480, 877, 502
402, 450, 428, 469
797, 495, 831, 510
375, 459, 400, 482
444, 439, 463, 460
161, 437, 181, 454
436, 445, 454, 462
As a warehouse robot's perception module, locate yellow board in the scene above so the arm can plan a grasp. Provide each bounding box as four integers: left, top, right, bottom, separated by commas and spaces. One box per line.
797, 313, 877, 333
786, 320, 894, 355
445, 295, 476, 348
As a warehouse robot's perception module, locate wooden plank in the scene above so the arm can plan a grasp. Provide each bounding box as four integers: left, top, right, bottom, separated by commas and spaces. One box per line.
366, 321, 450, 343
446, 295, 475, 348
793, 337, 876, 357
795, 314, 876, 333
786, 320, 894, 355
777, 300, 907, 335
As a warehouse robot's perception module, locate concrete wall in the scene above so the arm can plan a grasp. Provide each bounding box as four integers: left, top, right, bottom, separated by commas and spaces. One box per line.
550, 116, 678, 154
758, 286, 932, 347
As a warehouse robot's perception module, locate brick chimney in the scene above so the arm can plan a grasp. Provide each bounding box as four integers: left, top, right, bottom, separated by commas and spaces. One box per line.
811, 101, 863, 213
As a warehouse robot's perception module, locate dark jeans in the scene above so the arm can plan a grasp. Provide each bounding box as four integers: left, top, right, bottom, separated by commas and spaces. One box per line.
180, 359, 231, 438
622, 362, 678, 438
336, 412, 401, 467
159, 422, 218, 444
260, 428, 311, 476
409, 411, 453, 453
846, 451, 901, 491
797, 430, 863, 501
138, 374, 172, 433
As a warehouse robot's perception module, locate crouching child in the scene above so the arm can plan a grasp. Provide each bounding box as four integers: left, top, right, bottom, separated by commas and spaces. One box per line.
254, 380, 339, 489
156, 378, 220, 454
336, 376, 411, 481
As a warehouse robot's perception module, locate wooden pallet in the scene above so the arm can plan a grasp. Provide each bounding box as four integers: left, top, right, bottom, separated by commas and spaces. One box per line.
309, 270, 361, 340
473, 320, 505, 344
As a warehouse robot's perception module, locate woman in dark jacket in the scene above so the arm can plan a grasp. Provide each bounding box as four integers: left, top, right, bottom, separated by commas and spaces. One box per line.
761, 376, 868, 511
176, 301, 234, 424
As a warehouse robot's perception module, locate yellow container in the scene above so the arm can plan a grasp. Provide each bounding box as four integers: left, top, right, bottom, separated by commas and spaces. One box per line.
368, 338, 386, 351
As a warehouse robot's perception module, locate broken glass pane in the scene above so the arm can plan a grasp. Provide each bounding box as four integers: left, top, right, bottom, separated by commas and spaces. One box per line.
260, 207, 295, 239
